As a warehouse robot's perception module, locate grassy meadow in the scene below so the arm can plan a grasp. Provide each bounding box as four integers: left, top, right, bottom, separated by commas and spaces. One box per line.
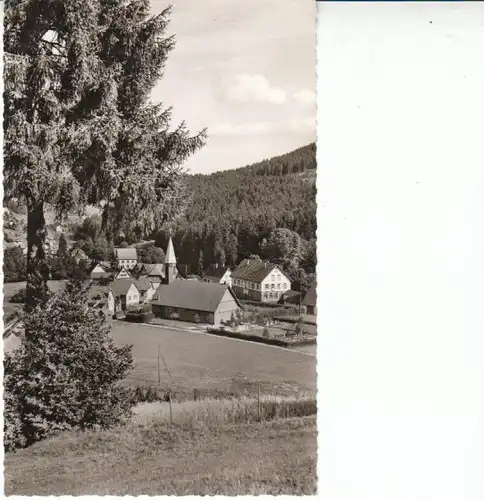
5, 396, 317, 496
111, 321, 317, 398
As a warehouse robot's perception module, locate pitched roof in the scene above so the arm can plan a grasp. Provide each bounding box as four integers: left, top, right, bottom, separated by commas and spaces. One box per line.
164, 237, 177, 264
90, 262, 110, 274
204, 264, 231, 280
301, 278, 317, 307
111, 279, 139, 297
115, 247, 137, 260
232, 259, 277, 282
141, 263, 164, 276
152, 280, 240, 313
135, 276, 152, 292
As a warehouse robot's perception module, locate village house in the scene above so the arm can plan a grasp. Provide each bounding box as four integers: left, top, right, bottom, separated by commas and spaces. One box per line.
135, 276, 155, 302
87, 285, 116, 317
302, 278, 317, 315
115, 267, 132, 280
203, 263, 232, 286
114, 247, 138, 270
90, 262, 112, 280
111, 278, 140, 311
231, 259, 292, 303
150, 237, 241, 325
138, 263, 165, 291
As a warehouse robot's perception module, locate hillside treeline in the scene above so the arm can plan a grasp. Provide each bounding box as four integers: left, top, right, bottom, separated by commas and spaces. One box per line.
151, 143, 317, 281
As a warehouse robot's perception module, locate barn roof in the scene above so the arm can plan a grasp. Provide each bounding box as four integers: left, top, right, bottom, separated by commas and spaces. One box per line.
115, 247, 138, 260
152, 281, 241, 313
204, 264, 231, 280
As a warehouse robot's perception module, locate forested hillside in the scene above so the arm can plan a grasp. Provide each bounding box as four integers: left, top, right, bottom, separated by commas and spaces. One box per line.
4, 144, 317, 288
152, 143, 317, 282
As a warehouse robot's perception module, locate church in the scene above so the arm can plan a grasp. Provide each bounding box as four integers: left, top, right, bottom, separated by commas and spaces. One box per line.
151, 236, 242, 326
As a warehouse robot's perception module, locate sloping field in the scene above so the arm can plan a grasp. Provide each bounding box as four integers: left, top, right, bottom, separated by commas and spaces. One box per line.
111, 321, 317, 397
5, 414, 317, 495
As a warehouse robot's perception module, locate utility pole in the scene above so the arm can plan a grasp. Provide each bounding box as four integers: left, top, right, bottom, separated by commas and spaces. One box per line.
157, 344, 161, 384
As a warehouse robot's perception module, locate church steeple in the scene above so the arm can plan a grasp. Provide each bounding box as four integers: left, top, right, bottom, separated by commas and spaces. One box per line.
164, 232, 177, 284
165, 235, 177, 265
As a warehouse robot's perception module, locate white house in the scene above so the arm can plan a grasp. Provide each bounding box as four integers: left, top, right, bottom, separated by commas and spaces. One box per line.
203, 264, 232, 286
111, 279, 140, 310
231, 259, 292, 303
115, 247, 138, 270
115, 267, 132, 280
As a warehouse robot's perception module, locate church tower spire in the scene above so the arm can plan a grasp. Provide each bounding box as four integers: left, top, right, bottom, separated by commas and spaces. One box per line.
164, 231, 177, 284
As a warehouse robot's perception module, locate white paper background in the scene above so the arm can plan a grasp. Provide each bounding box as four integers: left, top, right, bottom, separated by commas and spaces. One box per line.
317, 2, 484, 499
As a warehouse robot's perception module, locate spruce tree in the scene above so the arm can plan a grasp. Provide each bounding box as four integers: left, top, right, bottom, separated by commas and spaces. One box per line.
57, 233, 68, 258
4, 0, 206, 313
197, 249, 204, 278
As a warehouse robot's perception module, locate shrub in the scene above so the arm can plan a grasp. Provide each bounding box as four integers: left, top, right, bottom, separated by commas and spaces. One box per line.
145, 386, 157, 403
3, 247, 27, 283
3, 281, 134, 452
125, 310, 154, 323
10, 287, 27, 303
262, 327, 271, 338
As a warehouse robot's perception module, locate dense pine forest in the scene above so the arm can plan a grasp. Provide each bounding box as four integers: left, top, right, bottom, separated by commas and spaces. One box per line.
152, 143, 317, 285
4, 143, 317, 289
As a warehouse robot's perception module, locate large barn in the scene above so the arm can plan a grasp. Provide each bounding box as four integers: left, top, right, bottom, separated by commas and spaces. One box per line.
151, 237, 241, 325
151, 280, 241, 326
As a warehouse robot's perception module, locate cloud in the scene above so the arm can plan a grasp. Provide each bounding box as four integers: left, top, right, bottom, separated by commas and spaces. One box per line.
225, 74, 286, 104
209, 117, 315, 136
293, 89, 316, 106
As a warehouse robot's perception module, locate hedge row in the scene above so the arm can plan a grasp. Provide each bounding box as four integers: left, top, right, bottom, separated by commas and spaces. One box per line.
206, 327, 316, 348
125, 311, 154, 323
240, 299, 298, 310
274, 316, 317, 326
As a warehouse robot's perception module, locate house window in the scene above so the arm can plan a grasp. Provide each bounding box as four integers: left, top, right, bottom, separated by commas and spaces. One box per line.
282, 283, 287, 289
265, 284, 269, 290
277, 283, 280, 289
269, 292, 273, 299
271, 275, 274, 281
271, 284, 275, 289
264, 293, 268, 299
277, 275, 281, 281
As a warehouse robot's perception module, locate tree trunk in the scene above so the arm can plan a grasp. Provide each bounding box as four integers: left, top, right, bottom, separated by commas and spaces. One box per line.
26, 200, 50, 314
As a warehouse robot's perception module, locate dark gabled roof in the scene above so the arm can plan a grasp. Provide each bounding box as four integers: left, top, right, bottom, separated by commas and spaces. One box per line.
231, 259, 292, 283
115, 247, 138, 260
152, 280, 241, 313
88, 285, 112, 300
204, 264, 230, 280
135, 276, 152, 292
302, 278, 317, 307
111, 279, 139, 297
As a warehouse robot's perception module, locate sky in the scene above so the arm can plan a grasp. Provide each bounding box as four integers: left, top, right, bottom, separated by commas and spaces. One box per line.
150, 0, 316, 174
